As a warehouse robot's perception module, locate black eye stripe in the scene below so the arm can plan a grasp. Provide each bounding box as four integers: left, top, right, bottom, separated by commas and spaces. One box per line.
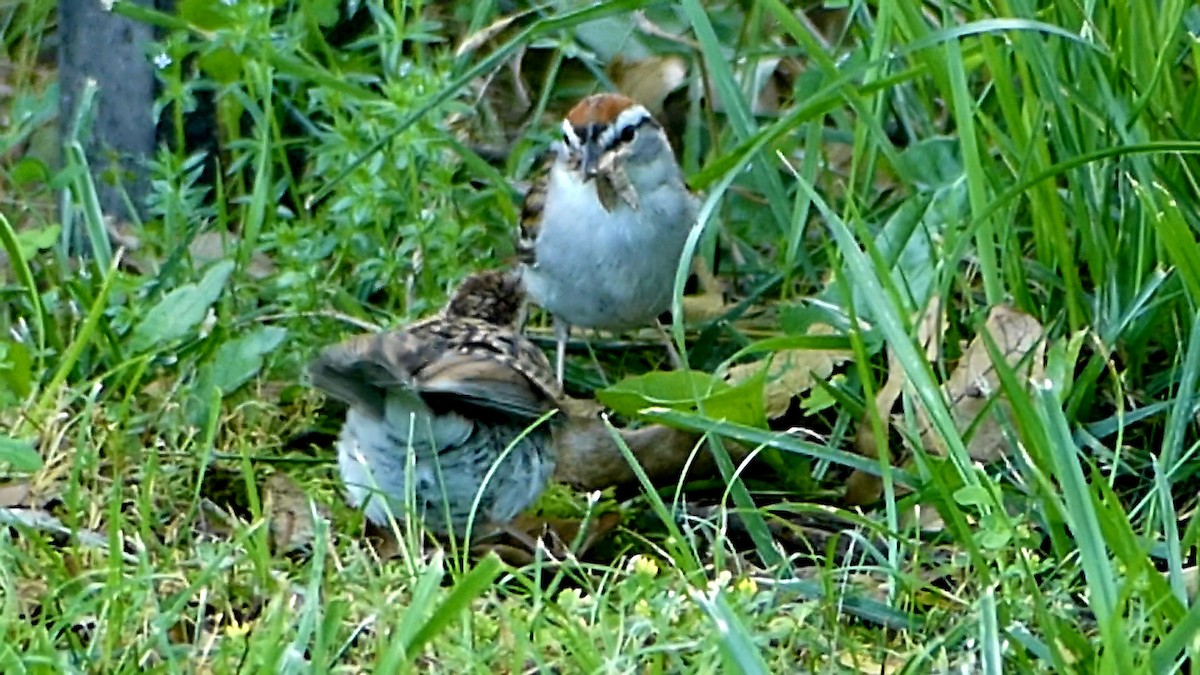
570, 115, 656, 152
606, 116, 654, 150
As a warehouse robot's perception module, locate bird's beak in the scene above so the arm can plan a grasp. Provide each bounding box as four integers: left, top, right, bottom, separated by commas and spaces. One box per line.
581, 139, 602, 179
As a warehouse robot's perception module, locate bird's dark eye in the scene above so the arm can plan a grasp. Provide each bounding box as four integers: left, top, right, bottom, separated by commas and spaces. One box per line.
618, 124, 637, 143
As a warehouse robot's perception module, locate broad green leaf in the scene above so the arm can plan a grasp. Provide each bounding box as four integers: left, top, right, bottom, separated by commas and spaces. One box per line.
16, 224, 60, 259
185, 324, 285, 429
953, 484, 991, 507
206, 326, 288, 395
306, 0, 340, 27
598, 369, 767, 428
0, 435, 42, 472
9, 157, 51, 187
599, 370, 719, 412
177, 0, 235, 30
0, 340, 33, 399
198, 47, 243, 84
644, 407, 920, 486
892, 136, 963, 190
129, 260, 235, 353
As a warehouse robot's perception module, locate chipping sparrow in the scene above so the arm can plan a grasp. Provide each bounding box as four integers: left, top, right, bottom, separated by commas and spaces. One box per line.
308, 270, 563, 539
518, 93, 699, 383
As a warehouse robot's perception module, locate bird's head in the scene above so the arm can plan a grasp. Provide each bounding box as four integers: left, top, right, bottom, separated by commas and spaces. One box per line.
560, 93, 666, 180
442, 270, 525, 327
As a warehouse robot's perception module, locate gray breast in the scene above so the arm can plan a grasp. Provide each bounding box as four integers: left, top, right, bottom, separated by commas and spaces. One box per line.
337, 410, 556, 536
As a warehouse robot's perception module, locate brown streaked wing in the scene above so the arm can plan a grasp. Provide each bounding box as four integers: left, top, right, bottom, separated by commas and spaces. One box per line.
417, 349, 551, 419
516, 170, 549, 265
308, 330, 439, 418
427, 320, 562, 408
485, 330, 562, 405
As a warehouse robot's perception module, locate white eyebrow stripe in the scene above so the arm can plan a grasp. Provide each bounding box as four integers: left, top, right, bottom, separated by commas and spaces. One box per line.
561, 118, 582, 148
613, 105, 651, 135
598, 104, 652, 150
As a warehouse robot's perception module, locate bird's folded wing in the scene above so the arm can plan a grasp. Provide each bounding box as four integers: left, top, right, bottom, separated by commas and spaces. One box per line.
418, 349, 557, 421
308, 332, 433, 417
516, 150, 559, 265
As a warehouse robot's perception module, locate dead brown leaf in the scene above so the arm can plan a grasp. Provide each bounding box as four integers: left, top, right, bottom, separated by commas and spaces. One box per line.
681, 257, 729, 323
105, 218, 159, 274
725, 323, 851, 420
0, 475, 67, 511
552, 409, 748, 492
0, 481, 32, 507
845, 302, 1046, 506
919, 305, 1046, 461
845, 298, 940, 506
456, 13, 521, 57
190, 231, 276, 280
610, 55, 688, 117
472, 511, 622, 566
834, 642, 911, 674
263, 472, 329, 555
681, 292, 727, 323
708, 57, 799, 117
816, 139, 899, 193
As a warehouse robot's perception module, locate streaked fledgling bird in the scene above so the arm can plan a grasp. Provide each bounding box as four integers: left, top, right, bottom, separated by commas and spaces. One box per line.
518, 92, 700, 383
308, 270, 563, 539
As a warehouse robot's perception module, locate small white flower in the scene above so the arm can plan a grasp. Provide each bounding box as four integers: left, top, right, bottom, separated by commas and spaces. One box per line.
706, 569, 733, 595
199, 308, 217, 338
9, 316, 29, 343
153, 52, 172, 70
101, 0, 116, 11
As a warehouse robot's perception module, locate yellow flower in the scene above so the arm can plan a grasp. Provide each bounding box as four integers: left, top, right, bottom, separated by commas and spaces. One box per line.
628, 555, 660, 579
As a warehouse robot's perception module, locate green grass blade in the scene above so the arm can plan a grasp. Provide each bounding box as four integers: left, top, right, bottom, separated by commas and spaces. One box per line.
29, 251, 122, 424
642, 407, 919, 486
678, 0, 791, 236
690, 591, 770, 675
1149, 598, 1200, 674
306, 0, 655, 206
406, 554, 504, 655
1030, 385, 1119, 630
0, 212, 48, 374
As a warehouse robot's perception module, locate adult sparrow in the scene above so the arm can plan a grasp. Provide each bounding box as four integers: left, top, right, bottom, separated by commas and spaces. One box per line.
518, 93, 699, 383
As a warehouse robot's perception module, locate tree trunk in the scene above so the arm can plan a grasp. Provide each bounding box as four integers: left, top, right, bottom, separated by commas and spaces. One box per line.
57, 0, 163, 254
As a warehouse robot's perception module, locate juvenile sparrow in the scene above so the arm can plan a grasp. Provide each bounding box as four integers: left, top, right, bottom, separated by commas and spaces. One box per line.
518, 93, 699, 383
308, 270, 563, 539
